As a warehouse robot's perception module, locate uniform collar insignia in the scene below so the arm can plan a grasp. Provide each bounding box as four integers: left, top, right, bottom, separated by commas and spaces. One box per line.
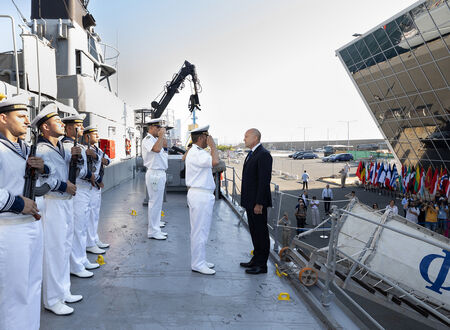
62, 136, 75, 143
38, 135, 66, 159
0, 132, 29, 160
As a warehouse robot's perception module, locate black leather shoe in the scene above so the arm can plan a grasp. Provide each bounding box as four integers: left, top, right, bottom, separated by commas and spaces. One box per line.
240, 261, 255, 268
245, 266, 267, 274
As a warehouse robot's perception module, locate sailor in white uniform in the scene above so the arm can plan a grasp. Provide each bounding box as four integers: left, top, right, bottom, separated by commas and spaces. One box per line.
32, 104, 82, 316
61, 115, 100, 280
0, 95, 48, 330
84, 126, 111, 252
142, 118, 169, 240
185, 125, 220, 275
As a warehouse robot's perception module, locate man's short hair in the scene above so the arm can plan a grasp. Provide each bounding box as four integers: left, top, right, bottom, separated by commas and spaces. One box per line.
248, 128, 261, 142
191, 133, 202, 143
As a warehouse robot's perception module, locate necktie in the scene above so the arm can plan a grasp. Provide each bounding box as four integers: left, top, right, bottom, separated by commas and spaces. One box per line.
246, 150, 253, 162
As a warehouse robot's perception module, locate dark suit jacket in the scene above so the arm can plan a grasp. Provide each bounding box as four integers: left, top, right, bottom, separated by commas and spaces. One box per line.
240, 144, 273, 209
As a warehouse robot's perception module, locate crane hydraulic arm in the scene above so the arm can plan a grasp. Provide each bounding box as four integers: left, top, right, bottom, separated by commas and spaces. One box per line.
151, 60, 201, 119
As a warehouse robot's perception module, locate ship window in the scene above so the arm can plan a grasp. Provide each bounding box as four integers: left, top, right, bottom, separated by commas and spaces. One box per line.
76, 50, 81, 74
108, 126, 116, 137
88, 35, 99, 61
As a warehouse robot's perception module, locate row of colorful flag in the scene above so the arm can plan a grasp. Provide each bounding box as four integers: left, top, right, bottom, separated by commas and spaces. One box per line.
356, 160, 449, 197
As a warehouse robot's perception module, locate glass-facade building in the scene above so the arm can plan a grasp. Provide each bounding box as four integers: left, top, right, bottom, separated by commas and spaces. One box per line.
337, 0, 449, 172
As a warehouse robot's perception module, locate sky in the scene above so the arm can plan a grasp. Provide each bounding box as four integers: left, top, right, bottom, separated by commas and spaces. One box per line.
1, 0, 417, 144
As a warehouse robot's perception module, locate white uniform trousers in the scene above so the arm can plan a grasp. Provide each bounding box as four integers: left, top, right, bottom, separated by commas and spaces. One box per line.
0, 218, 43, 330
311, 207, 320, 226
187, 189, 215, 270
70, 184, 92, 273
146, 170, 166, 237
86, 187, 102, 248
42, 198, 74, 308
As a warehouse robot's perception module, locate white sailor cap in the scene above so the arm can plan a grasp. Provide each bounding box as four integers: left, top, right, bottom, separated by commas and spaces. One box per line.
30, 103, 59, 129
146, 118, 165, 126
190, 125, 210, 135
83, 125, 98, 134
0, 94, 31, 113
61, 113, 86, 124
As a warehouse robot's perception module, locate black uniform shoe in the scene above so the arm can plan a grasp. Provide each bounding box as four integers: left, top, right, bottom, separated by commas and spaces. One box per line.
240, 261, 255, 268
245, 266, 268, 274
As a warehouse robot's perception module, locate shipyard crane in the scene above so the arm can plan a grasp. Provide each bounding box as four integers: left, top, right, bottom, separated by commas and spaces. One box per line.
151, 60, 201, 119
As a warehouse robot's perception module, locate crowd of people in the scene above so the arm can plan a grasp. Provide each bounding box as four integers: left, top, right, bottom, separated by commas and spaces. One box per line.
293, 185, 336, 234
402, 193, 449, 236
295, 172, 449, 238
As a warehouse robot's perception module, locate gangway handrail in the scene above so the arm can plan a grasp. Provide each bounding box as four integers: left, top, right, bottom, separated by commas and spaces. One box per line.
337, 248, 450, 325
340, 208, 449, 251
0, 15, 20, 95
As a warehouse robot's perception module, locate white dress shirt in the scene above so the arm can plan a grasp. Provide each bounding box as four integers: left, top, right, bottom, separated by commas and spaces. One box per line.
142, 134, 168, 170
252, 143, 261, 152
302, 172, 309, 182
386, 205, 398, 215
185, 144, 215, 190
322, 188, 333, 199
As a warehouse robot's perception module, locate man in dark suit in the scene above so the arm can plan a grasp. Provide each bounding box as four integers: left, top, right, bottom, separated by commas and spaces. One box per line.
240, 128, 272, 274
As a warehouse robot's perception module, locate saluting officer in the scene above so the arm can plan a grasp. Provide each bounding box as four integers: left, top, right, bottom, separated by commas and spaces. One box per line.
142, 118, 169, 240
83, 125, 111, 253
0, 95, 47, 330
32, 104, 81, 316
60, 116, 100, 280
185, 125, 219, 275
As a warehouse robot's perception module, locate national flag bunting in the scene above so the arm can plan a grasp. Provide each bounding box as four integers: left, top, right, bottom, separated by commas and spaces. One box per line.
356, 161, 363, 180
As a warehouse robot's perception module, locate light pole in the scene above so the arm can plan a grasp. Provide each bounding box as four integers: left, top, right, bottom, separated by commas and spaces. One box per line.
298, 127, 310, 151
338, 120, 356, 151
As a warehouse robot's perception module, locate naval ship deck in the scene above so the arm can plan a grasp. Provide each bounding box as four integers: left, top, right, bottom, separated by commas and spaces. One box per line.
40, 175, 325, 329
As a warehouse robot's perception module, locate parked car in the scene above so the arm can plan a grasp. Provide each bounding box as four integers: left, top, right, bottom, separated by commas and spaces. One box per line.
322, 154, 336, 162
292, 151, 307, 159
330, 153, 354, 162
298, 152, 319, 159
314, 147, 325, 153
288, 151, 303, 158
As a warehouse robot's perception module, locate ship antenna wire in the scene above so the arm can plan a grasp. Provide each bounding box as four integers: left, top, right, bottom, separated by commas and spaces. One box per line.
10, 0, 28, 23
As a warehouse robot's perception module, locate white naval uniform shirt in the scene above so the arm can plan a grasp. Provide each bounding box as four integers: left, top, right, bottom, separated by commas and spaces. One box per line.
0, 138, 31, 220
185, 144, 215, 190
0, 135, 60, 219
142, 134, 168, 170
37, 137, 80, 198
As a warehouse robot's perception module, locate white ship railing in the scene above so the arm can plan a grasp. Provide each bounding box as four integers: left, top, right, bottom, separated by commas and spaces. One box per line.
0, 15, 20, 95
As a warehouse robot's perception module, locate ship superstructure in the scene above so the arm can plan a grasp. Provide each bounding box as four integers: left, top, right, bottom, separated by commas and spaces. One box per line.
0, 0, 136, 189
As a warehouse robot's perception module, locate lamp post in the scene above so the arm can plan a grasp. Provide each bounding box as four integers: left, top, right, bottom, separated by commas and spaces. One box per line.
298, 127, 310, 151
338, 120, 356, 151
